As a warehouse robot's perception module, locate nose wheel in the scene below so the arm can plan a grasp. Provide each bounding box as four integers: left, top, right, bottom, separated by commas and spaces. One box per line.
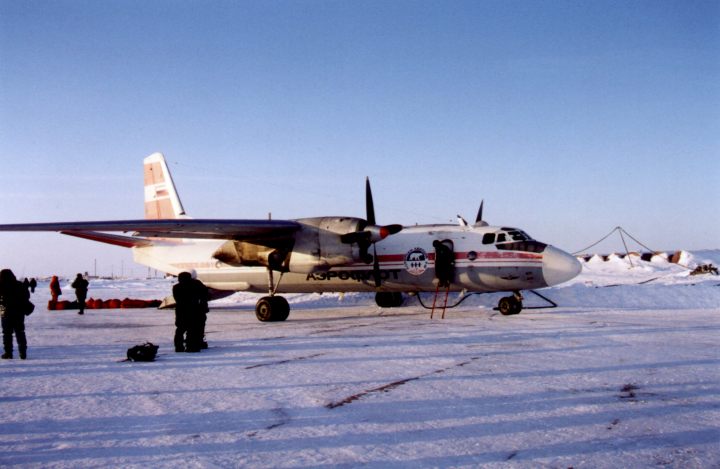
498, 291, 523, 315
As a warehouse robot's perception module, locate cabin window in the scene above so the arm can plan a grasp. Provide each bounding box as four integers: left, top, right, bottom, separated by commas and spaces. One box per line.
482, 233, 495, 244
496, 240, 548, 253
467, 251, 477, 261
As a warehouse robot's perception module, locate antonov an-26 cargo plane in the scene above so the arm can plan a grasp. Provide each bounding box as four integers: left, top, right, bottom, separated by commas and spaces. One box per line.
0, 153, 581, 321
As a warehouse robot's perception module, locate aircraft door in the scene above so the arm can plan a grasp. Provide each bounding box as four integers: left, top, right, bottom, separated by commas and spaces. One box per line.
433, 239, 455, 287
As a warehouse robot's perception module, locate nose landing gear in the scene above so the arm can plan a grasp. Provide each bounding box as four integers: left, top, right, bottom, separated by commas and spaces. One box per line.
498, 291, 523, 315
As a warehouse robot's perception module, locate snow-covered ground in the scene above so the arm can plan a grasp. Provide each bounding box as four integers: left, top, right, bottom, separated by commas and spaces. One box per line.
1, 251, 718, 468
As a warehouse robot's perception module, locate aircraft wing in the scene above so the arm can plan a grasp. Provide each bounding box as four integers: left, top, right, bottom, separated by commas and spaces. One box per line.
61, 230, 155, 248
0, 219, 302, 246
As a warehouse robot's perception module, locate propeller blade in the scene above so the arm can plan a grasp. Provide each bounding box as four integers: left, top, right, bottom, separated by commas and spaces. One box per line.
338, 178, 403, 281
340, 224, 402, 245
372, 244, 381, 287
365, 177, 376, 226
475, 200, 484, 224
340, 231, 370, 244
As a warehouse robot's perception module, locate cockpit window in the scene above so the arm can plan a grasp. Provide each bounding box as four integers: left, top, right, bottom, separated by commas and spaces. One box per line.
482, 233, 495, 244
492, 228, 541, 252
495, 229, 533, 243
508, 231, 524, 241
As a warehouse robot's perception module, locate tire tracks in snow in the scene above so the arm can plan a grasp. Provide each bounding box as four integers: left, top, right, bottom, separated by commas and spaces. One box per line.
245, 352, 325, 370
325, 357, 481, 409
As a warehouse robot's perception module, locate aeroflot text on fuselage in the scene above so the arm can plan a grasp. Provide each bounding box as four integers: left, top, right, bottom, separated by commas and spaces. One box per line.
306, 269, 402, 282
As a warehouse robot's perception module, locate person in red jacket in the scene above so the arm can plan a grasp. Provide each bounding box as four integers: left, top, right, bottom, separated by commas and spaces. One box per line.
49, 275, 62, 302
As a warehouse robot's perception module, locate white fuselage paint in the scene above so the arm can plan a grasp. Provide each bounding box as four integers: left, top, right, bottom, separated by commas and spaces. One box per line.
132, 224, 559, 294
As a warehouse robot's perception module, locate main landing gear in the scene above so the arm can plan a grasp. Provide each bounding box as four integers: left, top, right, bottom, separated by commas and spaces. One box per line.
255, 296, 290, 322
255, 268, 290, 322
375, 292, 404, 308
497, 291, 523, 316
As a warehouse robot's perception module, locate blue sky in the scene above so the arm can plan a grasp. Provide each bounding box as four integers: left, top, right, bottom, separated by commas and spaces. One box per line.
1, 0, 718, 277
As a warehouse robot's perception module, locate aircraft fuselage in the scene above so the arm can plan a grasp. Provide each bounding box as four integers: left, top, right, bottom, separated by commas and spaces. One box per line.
134, 223, 578, 294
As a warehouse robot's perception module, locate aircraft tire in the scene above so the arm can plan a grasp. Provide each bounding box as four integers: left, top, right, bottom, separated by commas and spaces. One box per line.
390, 292, 404, 307
375, 292, 404, 308
255, 296, 290, 322
498, 296, 521, 316
271, 296, 290, 321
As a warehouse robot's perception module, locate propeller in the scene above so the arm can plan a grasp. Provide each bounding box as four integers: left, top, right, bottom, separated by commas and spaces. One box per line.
366, 178, 376, 226
340, 177, 402, 287
475, 200, 484, 223
474, 200, 488, 227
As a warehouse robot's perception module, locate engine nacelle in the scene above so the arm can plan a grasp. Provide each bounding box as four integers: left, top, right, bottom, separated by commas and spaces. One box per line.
288, 217, 366, 273
213, 240, 287, 270
212, 217, 368, 274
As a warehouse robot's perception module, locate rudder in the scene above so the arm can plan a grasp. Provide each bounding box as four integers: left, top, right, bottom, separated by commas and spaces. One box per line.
143, 152, 187, 219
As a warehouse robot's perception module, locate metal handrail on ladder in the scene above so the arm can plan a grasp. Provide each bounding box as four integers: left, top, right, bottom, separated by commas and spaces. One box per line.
430, 283, 450, 319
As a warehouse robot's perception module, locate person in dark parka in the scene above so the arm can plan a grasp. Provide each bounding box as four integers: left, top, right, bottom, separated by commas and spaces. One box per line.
172, 272, 201, 353
433, 240, 455, 288
71, 273, 89, 315
0, 269, 30, 359
192, 275, 210, 350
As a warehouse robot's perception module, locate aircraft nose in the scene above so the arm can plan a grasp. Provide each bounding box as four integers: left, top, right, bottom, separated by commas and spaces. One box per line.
542, 246, 582, 286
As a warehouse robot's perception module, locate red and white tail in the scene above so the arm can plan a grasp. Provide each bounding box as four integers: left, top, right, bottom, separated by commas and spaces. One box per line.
143, 152, 187, 220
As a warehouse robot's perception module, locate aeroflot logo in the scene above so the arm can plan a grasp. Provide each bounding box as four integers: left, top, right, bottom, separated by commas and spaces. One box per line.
404, 247, 428, 276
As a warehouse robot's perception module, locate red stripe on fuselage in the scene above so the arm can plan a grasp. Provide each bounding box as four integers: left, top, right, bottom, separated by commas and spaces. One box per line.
377, 251, 542, 263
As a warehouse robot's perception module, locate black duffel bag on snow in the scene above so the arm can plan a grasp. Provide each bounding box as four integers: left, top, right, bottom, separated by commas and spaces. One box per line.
126, 342, 159, 362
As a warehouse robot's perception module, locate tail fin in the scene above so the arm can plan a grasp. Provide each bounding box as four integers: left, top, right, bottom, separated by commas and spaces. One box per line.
143, 152, 188, 219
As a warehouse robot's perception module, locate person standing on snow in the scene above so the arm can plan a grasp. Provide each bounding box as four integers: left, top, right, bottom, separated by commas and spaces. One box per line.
432, 240, 455, 287
49, 275, 62, 303
192, 274, 210, 350
71, 273, 89, 315
172, 272, 202, 353
0, 269, 30, 359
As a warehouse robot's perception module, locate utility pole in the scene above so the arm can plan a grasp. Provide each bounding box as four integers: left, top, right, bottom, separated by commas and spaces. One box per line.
618, 227, 634, 268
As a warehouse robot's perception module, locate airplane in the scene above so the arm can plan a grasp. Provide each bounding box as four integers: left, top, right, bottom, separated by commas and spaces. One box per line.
0, 152, 582, 321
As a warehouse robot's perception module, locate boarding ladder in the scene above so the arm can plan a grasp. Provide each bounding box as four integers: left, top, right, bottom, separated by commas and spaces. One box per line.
430, 283, 450, 319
